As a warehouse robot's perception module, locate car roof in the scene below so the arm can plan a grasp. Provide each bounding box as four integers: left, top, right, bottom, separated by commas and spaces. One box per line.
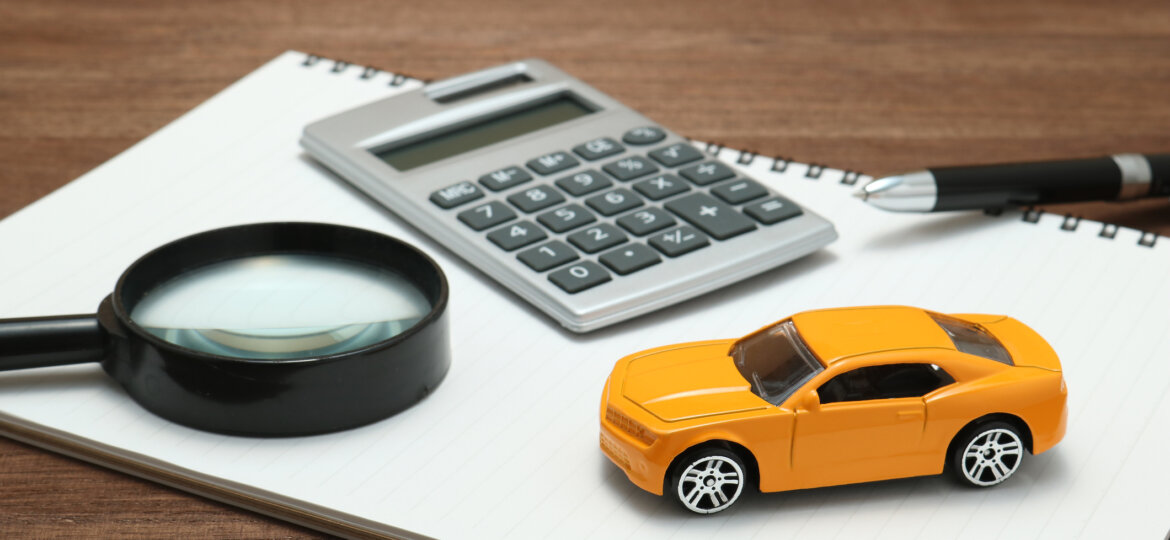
791, 306, 955, 365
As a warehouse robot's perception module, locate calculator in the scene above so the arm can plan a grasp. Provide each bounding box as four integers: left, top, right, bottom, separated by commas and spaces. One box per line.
301, 59, 836, 333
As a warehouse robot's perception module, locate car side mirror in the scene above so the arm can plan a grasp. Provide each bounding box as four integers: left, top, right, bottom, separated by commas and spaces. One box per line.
801, 389, 821, 413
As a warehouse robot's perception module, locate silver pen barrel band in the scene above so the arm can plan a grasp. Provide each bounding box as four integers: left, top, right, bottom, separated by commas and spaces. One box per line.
1111, 153, 1153, 199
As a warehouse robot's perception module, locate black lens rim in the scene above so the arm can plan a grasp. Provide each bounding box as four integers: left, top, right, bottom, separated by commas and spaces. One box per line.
98, 222, 450, 436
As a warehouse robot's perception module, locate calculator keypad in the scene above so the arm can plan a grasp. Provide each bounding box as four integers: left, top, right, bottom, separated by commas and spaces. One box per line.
435, 133, 806, 295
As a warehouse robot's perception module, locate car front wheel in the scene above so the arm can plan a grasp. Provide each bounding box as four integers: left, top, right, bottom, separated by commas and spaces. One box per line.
670, 447, 746, 514
952, 421, 1025, 487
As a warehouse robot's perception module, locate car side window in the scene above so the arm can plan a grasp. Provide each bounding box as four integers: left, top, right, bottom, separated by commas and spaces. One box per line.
818, 363, 955, 404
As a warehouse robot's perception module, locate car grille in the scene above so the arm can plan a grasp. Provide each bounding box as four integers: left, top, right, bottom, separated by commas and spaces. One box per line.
605, 405, 656, 446
600, 432, 631, 470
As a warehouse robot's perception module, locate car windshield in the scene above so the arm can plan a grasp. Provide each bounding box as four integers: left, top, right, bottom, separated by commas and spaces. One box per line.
929, 313, 1013, 365
732, 320, 824, 406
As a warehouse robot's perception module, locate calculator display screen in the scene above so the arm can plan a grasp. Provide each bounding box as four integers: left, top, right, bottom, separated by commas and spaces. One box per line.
373, 95, 594, 171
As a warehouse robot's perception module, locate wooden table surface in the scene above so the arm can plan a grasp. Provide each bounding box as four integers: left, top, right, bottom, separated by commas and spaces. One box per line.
2, 0, 1168, 537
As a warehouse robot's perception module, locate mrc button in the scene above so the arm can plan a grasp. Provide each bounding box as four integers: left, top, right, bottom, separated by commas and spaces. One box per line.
430, 181, 484, 209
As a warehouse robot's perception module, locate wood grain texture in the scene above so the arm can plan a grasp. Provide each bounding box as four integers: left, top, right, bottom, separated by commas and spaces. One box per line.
1, 0, 1168, 537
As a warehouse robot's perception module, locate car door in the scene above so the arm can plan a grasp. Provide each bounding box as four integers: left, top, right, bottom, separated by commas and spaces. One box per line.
790, 362, 951, 489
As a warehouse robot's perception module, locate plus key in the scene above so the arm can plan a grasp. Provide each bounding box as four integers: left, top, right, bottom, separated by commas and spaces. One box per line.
664, 192, 757, 240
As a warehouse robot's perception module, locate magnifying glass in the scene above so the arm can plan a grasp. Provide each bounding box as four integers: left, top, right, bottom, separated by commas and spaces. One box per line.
0, 223, 450, 436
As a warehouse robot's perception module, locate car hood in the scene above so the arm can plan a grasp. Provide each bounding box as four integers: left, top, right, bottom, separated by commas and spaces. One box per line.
620, 340, 767, 422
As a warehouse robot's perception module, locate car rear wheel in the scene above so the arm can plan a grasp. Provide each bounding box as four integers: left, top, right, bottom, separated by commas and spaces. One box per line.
952, 421, 1024, 487
670, 447, 746, 514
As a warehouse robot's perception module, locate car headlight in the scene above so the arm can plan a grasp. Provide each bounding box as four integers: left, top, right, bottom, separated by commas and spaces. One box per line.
605, 405, 657, 446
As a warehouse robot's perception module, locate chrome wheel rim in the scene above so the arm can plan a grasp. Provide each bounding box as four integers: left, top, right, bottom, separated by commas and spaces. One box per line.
961, 428, 1023, 486
677, 455, 744, 514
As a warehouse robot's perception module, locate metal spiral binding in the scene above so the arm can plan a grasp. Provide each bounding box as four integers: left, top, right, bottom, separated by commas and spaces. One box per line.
301, 52, 426, 87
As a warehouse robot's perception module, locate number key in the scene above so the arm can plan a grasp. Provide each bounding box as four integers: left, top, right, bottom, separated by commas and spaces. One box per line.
555, 170, 612, 196
549, 261, 611, 294
518, 240, 579, 271
507, 185, 565, 213
487, 221, 547, 251
567, 224, 628, 253
585, 188, 643, 216
457, 201, 516, 231
537, 204, 596, 233
616, 207, 676, 236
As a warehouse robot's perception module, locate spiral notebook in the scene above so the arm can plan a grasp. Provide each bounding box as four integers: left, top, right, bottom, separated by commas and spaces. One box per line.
0, 51, 1167, 539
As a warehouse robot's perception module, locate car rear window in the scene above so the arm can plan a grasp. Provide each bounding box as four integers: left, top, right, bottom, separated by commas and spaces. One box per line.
929, 313, 1013, 365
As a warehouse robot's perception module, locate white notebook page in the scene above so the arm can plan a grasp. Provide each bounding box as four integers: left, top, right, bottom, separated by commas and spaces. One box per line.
0, 51, 1166, 539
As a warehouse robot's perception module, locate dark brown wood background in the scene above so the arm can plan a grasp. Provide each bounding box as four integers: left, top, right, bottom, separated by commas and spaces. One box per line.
2, 0, 1168, 537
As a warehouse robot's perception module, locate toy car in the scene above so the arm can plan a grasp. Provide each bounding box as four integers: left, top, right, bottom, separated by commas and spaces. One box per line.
599, 306, 1067, 514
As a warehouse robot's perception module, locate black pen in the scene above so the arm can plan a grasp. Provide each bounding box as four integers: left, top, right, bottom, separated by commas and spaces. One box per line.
854, 153, 1170, 212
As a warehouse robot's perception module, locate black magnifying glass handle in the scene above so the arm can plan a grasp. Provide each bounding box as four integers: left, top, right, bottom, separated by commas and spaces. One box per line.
0, 314, 108, 371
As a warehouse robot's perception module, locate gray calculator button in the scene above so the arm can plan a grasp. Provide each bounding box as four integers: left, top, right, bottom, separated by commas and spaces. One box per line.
666, 193, 757, 240
744, 196, 804, 224
621, 126, 666, 145
648, 143, 703, 167
518, 240, 579, 271
429, 181, 483, 209
507, 185, 566, 213
526, 151, 579, 175
617, 207, 676, 236
537, 204, 596, 233
479, 166, 533, 191
568, 223, 628, 253
555, 170, 612, 196
600, 244, 661, 275
649, 226, 710, 257
602, 156, 659, 181
572, 137, 624, 161
488, 220, 547, 251
549, 261, 611, 294
711, 178, 768, 205
632, 173, 690, 200
679, 161, 736, 186
457, 201, 516, 231
585, 188, 644, 216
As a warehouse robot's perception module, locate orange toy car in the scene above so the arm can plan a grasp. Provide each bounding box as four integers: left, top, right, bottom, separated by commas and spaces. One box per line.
599, 306, 1067, 514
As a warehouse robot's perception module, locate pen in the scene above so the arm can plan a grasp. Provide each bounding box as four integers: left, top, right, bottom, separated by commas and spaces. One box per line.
854, 153, 1170, 212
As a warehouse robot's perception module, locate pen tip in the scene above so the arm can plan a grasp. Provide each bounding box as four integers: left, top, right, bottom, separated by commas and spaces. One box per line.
851, 186, 869, 201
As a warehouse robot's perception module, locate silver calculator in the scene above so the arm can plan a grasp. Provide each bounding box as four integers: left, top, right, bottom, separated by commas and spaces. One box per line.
301, 59, 836, 333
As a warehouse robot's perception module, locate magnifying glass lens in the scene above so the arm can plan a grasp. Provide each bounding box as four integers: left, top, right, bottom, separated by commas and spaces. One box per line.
130, 254, 431, 360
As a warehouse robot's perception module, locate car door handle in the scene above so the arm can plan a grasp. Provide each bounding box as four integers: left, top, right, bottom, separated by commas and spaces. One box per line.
897, 410, 923, 420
